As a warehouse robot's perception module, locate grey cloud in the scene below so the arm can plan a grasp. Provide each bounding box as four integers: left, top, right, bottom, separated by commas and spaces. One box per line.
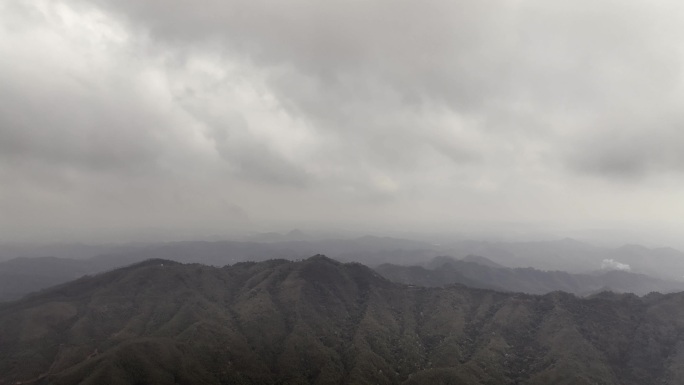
81, 0, 511, 114
0, 43, 178, 182
170, 76, 313, 187
208, 120, 312, 187
3, 0, 684, 241
84, 0, 681, 109
84, 0, 684, 172
0, 90, 163, 177
576, 152, 650, 180
566, 118, 684, 180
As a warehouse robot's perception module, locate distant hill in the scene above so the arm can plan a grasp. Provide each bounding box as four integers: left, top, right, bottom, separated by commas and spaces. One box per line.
460, 254, 505, 268
377, 256, 684, 296
3, 256, 684, 384
442, 239, 684, 280
373, 263, 506, 292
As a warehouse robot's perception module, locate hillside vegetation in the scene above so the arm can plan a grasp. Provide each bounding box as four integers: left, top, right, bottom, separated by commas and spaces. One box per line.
2, 256, 684, 384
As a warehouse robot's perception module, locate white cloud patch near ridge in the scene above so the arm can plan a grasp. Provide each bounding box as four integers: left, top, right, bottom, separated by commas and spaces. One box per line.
601, 259, 631, 272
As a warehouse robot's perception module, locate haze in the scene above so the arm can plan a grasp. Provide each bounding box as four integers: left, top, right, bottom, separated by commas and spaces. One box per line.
2, 0, 684, 246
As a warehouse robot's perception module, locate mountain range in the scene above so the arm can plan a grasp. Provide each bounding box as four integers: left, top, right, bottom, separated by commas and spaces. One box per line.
3, 236, 684, 302
3, 256, 684, 384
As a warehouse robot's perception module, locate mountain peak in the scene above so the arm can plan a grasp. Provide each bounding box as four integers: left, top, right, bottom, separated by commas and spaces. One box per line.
304, 253, 339, 264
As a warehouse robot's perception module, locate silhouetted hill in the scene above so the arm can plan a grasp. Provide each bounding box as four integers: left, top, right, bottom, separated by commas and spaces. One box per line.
4, 256, 684, 384
460, 254, 505, 268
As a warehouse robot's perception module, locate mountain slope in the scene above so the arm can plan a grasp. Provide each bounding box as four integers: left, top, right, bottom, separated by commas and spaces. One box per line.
3, 256, 684, 384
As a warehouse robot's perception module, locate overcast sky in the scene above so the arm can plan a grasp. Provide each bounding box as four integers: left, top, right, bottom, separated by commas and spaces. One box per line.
1, 0, 684, 244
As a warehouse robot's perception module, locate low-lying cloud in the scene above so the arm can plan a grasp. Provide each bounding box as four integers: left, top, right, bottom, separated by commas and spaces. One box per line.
601, 259, 631, 272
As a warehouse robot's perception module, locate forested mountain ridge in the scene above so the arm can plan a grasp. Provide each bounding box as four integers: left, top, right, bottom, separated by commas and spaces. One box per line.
2, 256, 684, 384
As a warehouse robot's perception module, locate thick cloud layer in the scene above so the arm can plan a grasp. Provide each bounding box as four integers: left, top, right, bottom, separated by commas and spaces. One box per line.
1, 0, 684, 242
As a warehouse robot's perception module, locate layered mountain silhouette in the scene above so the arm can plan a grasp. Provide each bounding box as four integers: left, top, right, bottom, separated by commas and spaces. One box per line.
440, 239, 684, 280
4, 237, 684, 302
3, 256, 684, 384
376, 256, 684, 296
